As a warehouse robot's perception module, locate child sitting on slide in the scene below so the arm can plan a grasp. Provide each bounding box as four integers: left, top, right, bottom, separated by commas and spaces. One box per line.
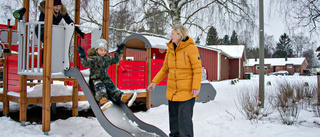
78, 39, 137, 111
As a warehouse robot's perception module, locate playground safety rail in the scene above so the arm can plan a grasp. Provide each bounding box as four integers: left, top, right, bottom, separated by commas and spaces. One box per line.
16, 21, 102, 76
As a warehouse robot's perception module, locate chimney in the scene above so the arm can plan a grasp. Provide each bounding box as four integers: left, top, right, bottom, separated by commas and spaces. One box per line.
255, 56, 257, 62
285, 57, 287, 61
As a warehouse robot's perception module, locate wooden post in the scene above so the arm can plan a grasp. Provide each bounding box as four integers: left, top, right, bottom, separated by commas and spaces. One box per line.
72, 80, 79, 116
20, 0, 29, 124
23, 0, 29, 22
102, 0, 109, 46
42, 0, 53, 134
73, 0, 81, 67
146, 48, 152, 108
15, 19, 18, 30
19, 75, 27, 123
71, 0, 81, 117
8, 26, 12, 50
122, 47, 127, 60
2, 49, 11, 116
7, 19, 10, 26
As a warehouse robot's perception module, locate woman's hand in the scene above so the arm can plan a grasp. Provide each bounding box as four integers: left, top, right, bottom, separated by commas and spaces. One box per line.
147, 82, 156, 91
191, 89, 200, 97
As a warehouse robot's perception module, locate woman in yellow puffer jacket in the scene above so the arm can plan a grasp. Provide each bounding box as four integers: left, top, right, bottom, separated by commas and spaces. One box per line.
147, 24, 202, 137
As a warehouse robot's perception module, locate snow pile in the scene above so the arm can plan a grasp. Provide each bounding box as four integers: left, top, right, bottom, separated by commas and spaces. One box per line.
0, 75, 320, 137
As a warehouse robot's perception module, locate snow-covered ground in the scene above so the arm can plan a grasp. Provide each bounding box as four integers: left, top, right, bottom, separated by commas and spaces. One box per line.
1, 74, 320, 137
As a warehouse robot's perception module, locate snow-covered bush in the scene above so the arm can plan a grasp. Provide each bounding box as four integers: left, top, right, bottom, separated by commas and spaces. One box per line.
269, 81, 301, 125
236, 85, 272, 123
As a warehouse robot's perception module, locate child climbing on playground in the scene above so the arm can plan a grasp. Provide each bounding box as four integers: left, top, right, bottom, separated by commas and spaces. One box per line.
78, 39, 137, 111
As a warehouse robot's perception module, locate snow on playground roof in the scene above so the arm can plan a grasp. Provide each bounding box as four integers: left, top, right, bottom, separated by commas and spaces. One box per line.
246, 58, 306, 66
143, 35, 169, 49
123, 34, 169, 50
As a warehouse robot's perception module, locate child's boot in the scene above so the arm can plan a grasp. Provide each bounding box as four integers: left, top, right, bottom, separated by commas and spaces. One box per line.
99, 97, 113, 111
121, 92, 137, 107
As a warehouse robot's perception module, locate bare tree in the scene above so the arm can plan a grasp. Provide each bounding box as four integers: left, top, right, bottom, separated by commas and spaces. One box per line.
142, 0, 256, 34
303, 48, 319, 68
2, 0, 258, 47
79, 0, 257, 41
269, 0, 320, 33
264, 34, 276, 58
291, 33, 312, 57
1, 0, 40, 22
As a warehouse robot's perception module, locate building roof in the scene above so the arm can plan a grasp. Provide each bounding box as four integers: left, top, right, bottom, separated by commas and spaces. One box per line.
208, 45, 245, 58
246, 58, 307, 66
122, 34, 245, 59
198, 45, 245, 59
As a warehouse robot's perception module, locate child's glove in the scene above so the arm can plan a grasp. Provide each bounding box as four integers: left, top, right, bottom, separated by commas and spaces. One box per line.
116, 43, 125, 54
77, 46, 86, 58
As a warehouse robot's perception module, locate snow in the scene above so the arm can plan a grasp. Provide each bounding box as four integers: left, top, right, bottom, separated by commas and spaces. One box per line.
1, 75, 320, 137
144, 35, 169, 50
246, 58, 306, 66
208, 45, 245, 58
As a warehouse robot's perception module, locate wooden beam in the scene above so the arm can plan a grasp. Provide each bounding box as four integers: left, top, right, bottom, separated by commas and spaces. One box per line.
4, 95, 87, 105
8, 95, 20, 103
23, 0, 29, 22
102, 0, 109, 49
73, 0, 80, 68
8, 26, 12, 50
73, 0, 81, 117
122, 92, 146, 102
72, 80, 79, 116
19, 75, 27, 122
146, 48, 152, 108
42, 0, 53, 133
2, 50, 10, 115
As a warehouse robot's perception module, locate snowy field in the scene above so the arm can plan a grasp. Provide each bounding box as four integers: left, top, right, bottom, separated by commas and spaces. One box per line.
1, 74, 320, 137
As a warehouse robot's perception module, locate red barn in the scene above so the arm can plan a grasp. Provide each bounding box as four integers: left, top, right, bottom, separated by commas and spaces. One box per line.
118, 34, 246, 81
197, 45, 246, 81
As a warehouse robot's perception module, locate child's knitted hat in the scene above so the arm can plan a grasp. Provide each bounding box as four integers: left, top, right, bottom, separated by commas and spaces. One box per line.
54, 0, 62, 6
95, 39, 108, 50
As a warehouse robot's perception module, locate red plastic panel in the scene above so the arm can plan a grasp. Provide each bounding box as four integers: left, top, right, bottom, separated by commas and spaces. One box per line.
76, 33, 91, 70
117, 60, 148, 90
151, 59, 167, 85
6, 56, 20, 93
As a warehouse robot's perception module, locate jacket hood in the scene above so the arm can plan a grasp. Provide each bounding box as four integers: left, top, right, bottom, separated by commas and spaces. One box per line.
87, 48, 96, 56
39, 0, 67, 15
167, 36, 194, 50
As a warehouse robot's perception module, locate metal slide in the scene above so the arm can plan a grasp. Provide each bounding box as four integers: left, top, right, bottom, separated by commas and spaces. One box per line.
64, 68, 167, 137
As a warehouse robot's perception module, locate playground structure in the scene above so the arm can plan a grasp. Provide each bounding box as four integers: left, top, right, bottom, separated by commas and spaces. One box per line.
0, 0, 216, 135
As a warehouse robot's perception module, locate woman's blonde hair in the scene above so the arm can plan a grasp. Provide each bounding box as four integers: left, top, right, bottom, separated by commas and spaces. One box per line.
172, 24, 189, 41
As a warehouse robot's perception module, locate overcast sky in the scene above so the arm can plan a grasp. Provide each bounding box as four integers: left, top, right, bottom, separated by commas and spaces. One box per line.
0, 0, 316, 45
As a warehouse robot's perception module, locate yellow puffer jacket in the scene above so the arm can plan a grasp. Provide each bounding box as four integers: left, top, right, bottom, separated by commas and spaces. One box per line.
152, 37, 202, 101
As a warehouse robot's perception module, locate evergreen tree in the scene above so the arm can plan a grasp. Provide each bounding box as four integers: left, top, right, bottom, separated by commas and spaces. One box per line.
230, 30, 239, 45
221, 35, 230, 45
195, 36, 201, 44
274, 33, 293, 58
246, 47, 259, 59
206, 26, 219, 45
